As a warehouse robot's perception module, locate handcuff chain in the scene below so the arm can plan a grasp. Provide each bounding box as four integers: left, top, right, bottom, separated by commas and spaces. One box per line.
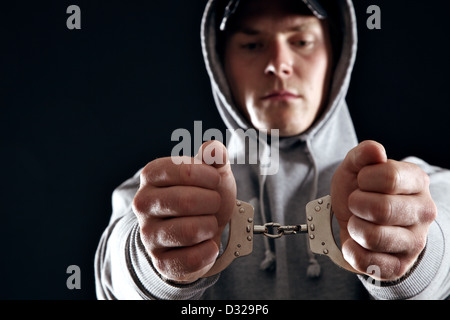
254, 222, 308, 239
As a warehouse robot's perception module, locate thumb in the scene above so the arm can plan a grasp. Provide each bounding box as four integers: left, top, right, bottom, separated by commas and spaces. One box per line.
340, 140, 387, 175
331, 141, 387, 240
195, 140, 230, 171
195, 140, 237, 229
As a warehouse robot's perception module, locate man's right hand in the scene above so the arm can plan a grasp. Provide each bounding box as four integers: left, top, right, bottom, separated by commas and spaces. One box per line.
132, 141, 237, 283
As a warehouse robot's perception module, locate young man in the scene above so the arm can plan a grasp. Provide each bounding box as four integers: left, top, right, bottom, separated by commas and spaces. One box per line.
95, 0, 450, 299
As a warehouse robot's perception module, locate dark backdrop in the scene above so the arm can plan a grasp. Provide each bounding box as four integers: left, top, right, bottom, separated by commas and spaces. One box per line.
1, 0, 449, 299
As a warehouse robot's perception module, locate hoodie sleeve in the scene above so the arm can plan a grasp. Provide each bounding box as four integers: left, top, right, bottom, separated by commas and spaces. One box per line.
359, 157, 450, 300
94, 171, 219, 300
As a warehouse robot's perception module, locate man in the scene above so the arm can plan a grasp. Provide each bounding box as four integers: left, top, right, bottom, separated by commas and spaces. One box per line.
95, 0, 450, 299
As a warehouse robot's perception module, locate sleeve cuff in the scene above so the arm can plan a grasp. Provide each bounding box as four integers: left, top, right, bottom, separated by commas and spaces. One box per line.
359, 221, 444, 300
126, 220, 220, 300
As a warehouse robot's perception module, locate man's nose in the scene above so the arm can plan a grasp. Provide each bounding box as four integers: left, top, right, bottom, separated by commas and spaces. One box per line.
264, 41, 293, 79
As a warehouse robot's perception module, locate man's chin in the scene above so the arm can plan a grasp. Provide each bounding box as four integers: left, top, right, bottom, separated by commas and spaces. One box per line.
261, 116, 311, 137
255, 122, 309, 137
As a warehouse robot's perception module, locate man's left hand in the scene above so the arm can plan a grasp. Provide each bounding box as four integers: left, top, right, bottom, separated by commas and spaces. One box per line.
331, 140, 437, 281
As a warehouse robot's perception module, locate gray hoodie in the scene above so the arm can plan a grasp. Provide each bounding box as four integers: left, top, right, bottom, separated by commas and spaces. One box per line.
95, 0, 450, 299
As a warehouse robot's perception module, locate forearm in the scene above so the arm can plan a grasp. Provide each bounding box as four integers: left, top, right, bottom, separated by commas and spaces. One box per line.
360, 157, 450, 300
95, 210, 220, 300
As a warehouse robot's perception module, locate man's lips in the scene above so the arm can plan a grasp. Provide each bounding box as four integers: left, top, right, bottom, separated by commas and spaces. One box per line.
261, 90, 301, 101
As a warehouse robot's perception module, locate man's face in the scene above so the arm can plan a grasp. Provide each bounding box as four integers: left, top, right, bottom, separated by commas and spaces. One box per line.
224, 0, 333, 137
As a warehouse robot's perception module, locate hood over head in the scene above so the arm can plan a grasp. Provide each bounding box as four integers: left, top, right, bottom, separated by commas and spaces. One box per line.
201, 0, 358, 142
219, 0, 329, 32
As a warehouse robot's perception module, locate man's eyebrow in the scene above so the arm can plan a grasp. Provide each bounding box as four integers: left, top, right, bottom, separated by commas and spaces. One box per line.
287, 23, 315, 32
235, 21, 318, 35
235, 27, 260, 35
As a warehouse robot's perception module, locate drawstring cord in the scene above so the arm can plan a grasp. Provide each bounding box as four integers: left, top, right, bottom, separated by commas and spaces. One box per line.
256, 137, 322, 277
258, 144, 276, 272
305, 138, 321, 278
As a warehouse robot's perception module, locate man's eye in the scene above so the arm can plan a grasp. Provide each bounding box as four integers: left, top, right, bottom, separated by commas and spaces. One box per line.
242, 43, 263, 50
293, 40, 313, 47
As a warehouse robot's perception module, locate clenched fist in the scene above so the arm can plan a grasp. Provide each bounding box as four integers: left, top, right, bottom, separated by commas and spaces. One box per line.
332, 141, 437, 281
132, 141, 236, 283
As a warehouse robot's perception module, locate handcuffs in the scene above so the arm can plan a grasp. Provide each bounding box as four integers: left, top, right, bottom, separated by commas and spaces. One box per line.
202, 195, 361, 277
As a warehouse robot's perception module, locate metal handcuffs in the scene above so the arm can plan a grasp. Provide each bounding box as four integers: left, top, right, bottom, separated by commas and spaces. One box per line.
202, 195, 361, 277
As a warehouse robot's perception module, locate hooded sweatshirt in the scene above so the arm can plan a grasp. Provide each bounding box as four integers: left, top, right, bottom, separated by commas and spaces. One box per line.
94, 0, 450, 300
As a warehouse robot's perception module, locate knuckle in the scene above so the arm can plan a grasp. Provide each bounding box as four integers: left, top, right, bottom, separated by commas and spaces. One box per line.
180, 220, 200, 244
132, 192, 147, 216
179, 217, 217, 246
420, 168, 430, 188
374, 197, 393, 225
132, 189, 160, 217
177, 192, 195, 215
373, 228, 385, 250
421, 198, 438, 223
366, 226, 384, 251
140, 158, 173, 186
411, 164, 430, 189
138, 222, 159, 251
348, 217, 383, 251
140, 160, 159, 185
384, 163, 401, 193
178, 163, 193, 185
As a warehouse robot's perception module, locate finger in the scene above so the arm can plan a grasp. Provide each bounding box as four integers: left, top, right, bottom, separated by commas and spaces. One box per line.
331, 140, 387, 229
141, 215, 218, 249
151, 240, 219, 282
341, 239, 404, 280
347, 215, 416, 253
196, 140, 237, 228
196, 140, 235, 185
133, 186, 221, 218
196, 140, 230, 170
357, 160, 430, 195
341, 140, 387, 175
348, 189, 422, 226
140, 157, 221, 189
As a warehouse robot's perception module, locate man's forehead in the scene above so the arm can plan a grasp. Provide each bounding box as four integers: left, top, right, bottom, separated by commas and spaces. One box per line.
234, 0, 313, 19
235, 14, 321, 34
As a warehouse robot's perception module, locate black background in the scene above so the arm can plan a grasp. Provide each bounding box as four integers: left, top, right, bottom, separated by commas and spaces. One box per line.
1, 0, 449, 299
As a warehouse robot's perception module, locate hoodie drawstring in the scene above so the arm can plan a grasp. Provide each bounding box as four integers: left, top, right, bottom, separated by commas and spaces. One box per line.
257, 138, 322, 277
305, 138, 321, 278
258, 145, 277, 272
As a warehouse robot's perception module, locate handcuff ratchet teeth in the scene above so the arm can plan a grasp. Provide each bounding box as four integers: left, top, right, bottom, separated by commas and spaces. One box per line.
202, 195, 361, 278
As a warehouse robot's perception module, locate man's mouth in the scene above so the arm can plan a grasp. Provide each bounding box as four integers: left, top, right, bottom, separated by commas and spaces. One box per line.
261, 90, 301, 101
